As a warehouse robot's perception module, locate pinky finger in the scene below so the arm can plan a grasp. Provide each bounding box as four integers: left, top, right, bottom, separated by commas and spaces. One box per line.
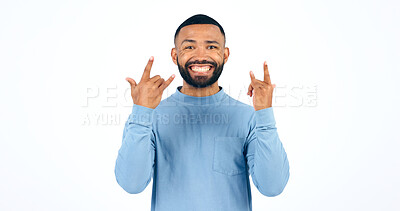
160, 74, 175, 90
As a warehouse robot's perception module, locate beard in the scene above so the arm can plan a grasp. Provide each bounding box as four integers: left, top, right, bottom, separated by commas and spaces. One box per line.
177, 57, 224, 88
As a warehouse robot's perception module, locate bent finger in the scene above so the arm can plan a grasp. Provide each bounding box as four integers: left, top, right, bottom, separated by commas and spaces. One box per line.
149, 75, 161, 82
154, 78, 165, 88
250, 78, 265, 89
247, 84, 253, 96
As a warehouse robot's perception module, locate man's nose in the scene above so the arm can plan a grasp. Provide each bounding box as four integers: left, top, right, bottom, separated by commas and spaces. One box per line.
193, 47, 208, 60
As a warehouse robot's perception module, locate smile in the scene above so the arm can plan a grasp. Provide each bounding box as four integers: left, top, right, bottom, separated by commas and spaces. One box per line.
189, 65, 213, 72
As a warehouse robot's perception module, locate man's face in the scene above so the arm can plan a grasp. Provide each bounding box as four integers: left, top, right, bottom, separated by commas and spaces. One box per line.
172, 24, 229, 88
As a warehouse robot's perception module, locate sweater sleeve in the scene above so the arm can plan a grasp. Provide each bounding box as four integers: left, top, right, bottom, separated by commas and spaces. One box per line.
114, 104, 156, 194
244, 107, 290, 197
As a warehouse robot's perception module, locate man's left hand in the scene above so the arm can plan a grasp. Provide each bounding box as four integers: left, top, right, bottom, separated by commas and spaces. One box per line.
247, 61, 276, 111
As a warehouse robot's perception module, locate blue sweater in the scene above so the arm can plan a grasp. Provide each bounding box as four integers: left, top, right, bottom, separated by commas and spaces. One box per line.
115, 86, 290, 211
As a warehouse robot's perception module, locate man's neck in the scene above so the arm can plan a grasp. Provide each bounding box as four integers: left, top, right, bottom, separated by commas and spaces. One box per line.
179, 81, 220, 97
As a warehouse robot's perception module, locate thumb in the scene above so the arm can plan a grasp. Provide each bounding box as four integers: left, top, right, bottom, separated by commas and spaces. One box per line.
126, 77, 137, 88
249, 71, 256, 81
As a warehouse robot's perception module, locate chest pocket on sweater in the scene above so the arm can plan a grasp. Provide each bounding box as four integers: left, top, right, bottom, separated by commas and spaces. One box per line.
213, 137, 246, 176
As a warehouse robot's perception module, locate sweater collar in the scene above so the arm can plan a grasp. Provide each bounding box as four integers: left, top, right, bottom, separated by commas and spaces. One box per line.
170, 86, 227, 105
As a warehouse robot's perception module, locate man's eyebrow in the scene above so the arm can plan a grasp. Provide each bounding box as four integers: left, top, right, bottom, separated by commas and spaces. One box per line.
181, 39, 196, 45
181, 39, 221, 46
205, 40, 220, 45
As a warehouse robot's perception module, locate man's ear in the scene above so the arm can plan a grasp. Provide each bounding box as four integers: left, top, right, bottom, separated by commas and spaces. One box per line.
171, 48, 177, 65
223, 47, 230, 64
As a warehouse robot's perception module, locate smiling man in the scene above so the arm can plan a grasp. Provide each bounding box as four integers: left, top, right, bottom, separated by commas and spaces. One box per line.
115, 14, 290, 211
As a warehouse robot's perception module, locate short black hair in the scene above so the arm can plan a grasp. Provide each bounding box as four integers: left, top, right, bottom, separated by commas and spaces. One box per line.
174, 14, 225, 44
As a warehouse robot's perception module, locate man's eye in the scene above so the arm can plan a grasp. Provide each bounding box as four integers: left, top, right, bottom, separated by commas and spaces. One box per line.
208, 46, 217, 49
185, 46, 193, 49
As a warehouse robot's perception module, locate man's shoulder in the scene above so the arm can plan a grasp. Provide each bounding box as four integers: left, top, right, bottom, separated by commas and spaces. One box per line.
223, 94, 253, 108
219, 94, 256, 117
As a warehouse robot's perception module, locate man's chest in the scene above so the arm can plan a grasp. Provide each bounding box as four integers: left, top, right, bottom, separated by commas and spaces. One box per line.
153, 112, 250, 175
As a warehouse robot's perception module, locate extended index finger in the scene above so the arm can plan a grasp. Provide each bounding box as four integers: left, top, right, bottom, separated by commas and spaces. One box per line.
140, 56, 154, 81
263, 61, 271, 84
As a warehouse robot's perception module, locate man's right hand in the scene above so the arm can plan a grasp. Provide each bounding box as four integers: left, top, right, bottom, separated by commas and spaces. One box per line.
126, 56, 175, 109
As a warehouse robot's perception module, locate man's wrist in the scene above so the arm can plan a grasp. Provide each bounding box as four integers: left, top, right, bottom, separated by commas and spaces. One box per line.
129, 104, 155, 126
255, 107, 276, 127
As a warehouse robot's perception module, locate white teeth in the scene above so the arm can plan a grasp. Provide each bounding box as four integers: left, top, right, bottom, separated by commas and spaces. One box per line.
191, 66, 211, 72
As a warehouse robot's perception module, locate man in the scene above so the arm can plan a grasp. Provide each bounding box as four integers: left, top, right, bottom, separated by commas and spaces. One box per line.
115, 14, 290, 211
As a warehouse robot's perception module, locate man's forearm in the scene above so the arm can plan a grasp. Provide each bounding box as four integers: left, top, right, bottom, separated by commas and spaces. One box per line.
115, 104, 156, 194
247, 107, 290, 197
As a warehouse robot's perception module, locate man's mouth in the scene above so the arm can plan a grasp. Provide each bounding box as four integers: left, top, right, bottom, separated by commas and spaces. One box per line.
188, 65, 214, 73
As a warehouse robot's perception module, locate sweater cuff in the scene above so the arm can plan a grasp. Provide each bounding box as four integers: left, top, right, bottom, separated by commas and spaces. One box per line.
255, 107, 276, 127
128, 104, 154, 126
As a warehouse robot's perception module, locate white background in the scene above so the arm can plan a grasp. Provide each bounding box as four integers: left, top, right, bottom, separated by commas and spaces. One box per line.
1, 0, 399, 210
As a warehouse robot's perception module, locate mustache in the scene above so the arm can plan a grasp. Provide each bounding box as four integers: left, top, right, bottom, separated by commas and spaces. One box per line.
185, 60, 218, 69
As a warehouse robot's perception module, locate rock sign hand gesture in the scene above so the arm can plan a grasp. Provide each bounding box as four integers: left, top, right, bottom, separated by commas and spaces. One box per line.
247, 61, 276, 111
126, 56, 175, 109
